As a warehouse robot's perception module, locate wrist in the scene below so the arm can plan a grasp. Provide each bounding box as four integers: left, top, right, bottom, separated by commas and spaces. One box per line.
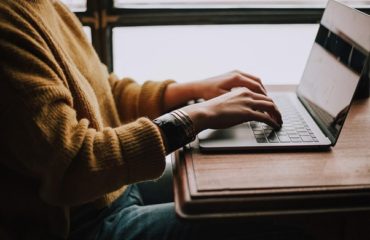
170, 82, 203, 99
185, 81, 204, 100
181, 104, 209, 133
153, 110, 196, 153
164, 82, 204, 112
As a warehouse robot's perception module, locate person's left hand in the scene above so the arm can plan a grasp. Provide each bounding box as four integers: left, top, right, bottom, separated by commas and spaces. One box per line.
193, 70, 267, 101
164, 70, 268, 113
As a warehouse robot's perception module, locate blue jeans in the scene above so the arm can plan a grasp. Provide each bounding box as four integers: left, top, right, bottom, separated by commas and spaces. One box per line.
69, 165, 312, 240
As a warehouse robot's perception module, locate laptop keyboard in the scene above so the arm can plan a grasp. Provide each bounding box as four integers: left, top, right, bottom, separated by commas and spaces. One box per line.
251, 98, 319, 144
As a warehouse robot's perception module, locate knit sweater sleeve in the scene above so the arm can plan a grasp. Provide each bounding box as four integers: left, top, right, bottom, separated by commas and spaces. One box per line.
109, 75, 175, 122
0, 5, 166, 206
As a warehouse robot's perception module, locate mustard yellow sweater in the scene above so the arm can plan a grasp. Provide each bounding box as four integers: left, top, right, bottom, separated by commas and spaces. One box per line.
0, 0, 173, 238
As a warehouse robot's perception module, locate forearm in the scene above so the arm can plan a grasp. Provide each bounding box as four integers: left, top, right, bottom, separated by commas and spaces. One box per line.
3, 98, 166, 206
163, 81, 203, 112
111, 77, 175, 121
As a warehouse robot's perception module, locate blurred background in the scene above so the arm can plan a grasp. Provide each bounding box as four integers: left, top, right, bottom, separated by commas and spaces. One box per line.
61, 0, 370, 85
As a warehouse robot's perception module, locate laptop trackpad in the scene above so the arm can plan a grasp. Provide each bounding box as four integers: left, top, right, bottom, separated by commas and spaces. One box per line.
198, 123, 255, 148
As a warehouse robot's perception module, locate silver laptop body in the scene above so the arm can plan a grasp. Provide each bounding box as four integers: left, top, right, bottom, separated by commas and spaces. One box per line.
198, 0, 370, 152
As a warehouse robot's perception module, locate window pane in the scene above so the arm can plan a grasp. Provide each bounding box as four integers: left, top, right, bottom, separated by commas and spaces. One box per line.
113, 24, 318, 85
83, 26, 92, 43
115, 0, 370, 8
60, 0, 87, 12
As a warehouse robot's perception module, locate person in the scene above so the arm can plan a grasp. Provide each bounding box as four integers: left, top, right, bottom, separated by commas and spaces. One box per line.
0, 1, 314, 240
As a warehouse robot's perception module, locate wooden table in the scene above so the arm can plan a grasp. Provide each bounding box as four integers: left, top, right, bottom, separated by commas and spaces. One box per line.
172, 85, 370, 221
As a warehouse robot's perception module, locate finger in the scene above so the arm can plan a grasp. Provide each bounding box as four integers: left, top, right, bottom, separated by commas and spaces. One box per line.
233, 88, 273, 104
226, 73, 266, 95
249, 100, 283, 125
245, 109, 281, 130
235, 75, 267, 96
243, 91, 282, 124
234, 70, 260, 81
248, 91, 274, 103
235, 88, 276, 107
234, 70, 266, 91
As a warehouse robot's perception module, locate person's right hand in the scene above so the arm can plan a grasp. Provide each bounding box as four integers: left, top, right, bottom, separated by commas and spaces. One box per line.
181, 87, 282, 134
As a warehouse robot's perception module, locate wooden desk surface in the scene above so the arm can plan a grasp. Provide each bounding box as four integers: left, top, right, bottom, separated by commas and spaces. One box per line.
173, 85, 370, 219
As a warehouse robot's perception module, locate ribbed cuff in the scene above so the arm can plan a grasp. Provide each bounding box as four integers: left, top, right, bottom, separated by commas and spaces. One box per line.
111, 77, 140, 121
115, 118, 166, 183
138, 80, 176, 119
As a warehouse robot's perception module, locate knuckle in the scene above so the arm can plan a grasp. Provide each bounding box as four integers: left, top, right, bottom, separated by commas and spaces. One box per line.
235, 73, 244, 81
243, 108, 253, 116
270, 102, 279, 110
256, 85, 265, 93
230, 70, 239, 77
264, 102, 274, 110
239, 88, 252, 97
244, 98, 253, 106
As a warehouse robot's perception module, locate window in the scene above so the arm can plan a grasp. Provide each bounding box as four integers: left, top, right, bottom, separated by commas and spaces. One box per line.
59, 0, 97, 53
82, 26, 92, 43
56, 0, 370, 82
59, 1, 91, 41
60, 0, 90, 39
113, 24, 318, 84
115, 0, 370, 8
60, 0, 87, 12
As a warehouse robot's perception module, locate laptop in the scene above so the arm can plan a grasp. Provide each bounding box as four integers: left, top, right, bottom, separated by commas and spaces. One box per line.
198, 0, 370, 152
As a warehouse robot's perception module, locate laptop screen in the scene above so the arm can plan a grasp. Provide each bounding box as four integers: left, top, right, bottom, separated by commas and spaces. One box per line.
296, 0, 369, 145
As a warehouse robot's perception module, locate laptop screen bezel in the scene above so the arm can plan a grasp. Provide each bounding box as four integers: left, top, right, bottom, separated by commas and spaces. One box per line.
295, 0, 369, 146
296, 71, 363, 146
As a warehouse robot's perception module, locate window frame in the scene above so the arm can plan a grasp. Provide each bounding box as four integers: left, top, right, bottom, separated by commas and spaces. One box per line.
72, 0, 370, 72
72, 1, 102, 63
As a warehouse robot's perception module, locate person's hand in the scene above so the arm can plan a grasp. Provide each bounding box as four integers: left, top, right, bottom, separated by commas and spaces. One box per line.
164, 70, 267, 111
181, 87, 283, 133
194, 70, 267, 100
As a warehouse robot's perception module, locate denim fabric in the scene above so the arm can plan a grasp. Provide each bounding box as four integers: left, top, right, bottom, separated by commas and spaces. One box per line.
69, 171, 312, 240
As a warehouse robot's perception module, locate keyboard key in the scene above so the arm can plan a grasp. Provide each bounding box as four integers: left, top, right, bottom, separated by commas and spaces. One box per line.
276, 132, 288, 136
298, 131, 310, 136
263, 125, 273, 130
278, 135, 291, 143
264, 130, 273, 135
250, 122, 257, 126
253, 130, 264, 135
297, 129, 308, 133
267, 133, 279, 143
254, 134, 265, 139
288, 134, 300, 138
301, 136, 314, 142
256, 138, 267, 143
290, 137, 302, 142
